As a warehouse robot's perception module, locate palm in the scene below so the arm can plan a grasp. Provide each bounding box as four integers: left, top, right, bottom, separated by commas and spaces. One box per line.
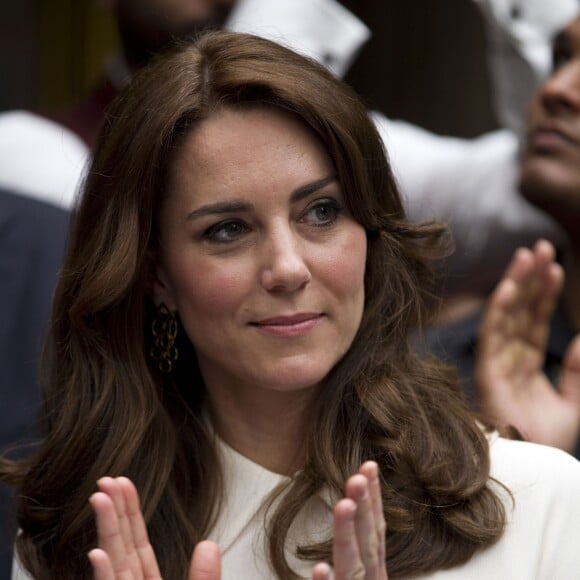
475, 241, 580, 452
88, 477, 221, 580
89, 464, 389, 580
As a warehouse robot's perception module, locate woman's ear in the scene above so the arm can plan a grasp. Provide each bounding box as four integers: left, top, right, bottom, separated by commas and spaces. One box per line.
151, 262, 178, 311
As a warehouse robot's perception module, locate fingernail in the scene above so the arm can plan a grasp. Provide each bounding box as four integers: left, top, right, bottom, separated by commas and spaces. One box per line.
345, 500, 357, 516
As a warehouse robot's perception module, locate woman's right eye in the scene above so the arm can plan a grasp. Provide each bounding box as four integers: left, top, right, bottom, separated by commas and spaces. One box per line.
202, 220, 250, 243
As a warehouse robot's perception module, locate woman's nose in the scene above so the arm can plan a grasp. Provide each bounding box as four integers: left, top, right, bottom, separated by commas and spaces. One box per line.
540, 60, 580, 114
260, 228, 311, 292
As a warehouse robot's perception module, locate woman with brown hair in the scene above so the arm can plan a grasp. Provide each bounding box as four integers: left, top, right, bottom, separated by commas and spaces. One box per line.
4, 31, 580, 580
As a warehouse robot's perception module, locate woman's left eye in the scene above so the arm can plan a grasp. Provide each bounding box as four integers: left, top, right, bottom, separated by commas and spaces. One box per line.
303, 199, 343, 227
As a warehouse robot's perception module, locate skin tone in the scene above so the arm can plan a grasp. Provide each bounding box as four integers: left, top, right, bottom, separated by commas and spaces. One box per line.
89, 463, 388, 579
90, 106, 388, 577
477, 18, 580, 454
520, 17, 580, 327
154, 107, 367, 472
475, 240, 580, 452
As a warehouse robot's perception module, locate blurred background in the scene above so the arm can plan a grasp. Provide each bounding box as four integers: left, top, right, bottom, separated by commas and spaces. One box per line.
0, 0, 498, 138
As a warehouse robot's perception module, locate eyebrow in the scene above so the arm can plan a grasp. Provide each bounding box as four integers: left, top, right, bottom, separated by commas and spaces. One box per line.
185, 174, 337, 220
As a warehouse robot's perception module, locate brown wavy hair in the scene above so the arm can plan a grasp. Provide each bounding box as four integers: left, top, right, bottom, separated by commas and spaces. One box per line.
0, 31, 505, 579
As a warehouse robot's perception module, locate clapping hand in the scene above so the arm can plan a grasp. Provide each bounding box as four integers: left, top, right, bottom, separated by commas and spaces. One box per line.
89, 477, 221, 580
90, 462, 388, 580
312, 461, 388, 580
475, 239, 580, 452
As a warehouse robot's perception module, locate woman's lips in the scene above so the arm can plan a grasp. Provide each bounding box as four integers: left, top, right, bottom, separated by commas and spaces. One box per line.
250, 313, 324, 337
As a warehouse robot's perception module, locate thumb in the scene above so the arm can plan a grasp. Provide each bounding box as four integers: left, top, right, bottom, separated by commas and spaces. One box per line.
559, 335, 580, 409
189, 540, 222, 580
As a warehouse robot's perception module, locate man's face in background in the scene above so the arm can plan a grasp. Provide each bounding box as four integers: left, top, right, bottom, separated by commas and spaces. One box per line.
114, 0, 236, 69
520, 17, 580, 227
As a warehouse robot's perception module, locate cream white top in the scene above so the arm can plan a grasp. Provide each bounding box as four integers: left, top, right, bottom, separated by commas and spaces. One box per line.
12, 434, 580, 579
208, 433, 580, 580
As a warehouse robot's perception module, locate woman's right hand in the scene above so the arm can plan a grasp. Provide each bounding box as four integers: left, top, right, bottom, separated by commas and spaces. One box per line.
89, 476, 221, 580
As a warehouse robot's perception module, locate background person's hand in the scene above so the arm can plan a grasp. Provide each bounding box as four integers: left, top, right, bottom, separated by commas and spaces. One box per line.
89, 476, 221, 580
312, 461, 388, 580
475, 239, 580, 452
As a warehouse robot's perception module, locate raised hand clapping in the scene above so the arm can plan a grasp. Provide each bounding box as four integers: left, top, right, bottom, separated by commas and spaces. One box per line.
475, 239, 580, 452
89, 462, 388, 580
89, 477, 221, 580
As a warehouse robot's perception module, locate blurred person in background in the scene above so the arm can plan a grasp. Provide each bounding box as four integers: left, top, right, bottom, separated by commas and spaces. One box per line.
46, 0, 369, 148
0, 111, 86, 579
469, 15, 580, 459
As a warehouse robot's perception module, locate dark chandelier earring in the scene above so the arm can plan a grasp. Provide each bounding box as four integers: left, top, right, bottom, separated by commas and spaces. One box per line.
150, 303, 179, 374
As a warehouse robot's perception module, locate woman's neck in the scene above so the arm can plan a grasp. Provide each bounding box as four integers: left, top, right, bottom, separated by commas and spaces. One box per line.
205, 380, 317, 475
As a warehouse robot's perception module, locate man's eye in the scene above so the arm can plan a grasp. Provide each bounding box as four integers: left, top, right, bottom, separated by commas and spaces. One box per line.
203, 220, 249, 243
553, 48, 571, 70
552, 34, 572, 71
304, 199, 343, 226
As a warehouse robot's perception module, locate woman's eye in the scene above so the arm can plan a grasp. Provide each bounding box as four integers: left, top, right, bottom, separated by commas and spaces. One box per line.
202, 220, 249, 243
304, 199, 343, 226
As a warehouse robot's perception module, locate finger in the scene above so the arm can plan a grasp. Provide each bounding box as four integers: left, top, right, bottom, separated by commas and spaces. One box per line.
189, 540, 221, 580
346, 475, 380, 578
478, 244, 562, 364
358, 462, 387, 572
527, 262, 563, 351
479, 268, 524, 345
503, 247, 535, 285
532, 239, 556, 268
501, 244, 550, 309
117, 477, 163, 579
476, 279, 519, 382
560, 335, 580, 408
332, 499, 364, 579
536, 261, 564, 315
89, 548, 115, 580
98, 477, 142, 578
89, 492, 133, 580
311, 562, 332, 580
530, 240, 561, 305
527, 240, 560, 313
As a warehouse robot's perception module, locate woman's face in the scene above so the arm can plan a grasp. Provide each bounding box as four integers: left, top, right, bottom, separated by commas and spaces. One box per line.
154, 107, 367, 396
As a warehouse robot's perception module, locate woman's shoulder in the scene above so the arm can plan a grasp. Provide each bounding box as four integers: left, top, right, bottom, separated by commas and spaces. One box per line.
488, 433, 580, 494
484, 435, 580, 579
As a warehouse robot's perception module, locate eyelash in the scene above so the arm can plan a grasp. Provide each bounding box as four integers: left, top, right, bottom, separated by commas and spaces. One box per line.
200, 198, 344, 244
202, 220, 250, 244
302, 198, 343, 227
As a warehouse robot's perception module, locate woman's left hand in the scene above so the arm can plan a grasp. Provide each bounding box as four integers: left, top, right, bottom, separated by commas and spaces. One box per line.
312, 461, 388, 580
